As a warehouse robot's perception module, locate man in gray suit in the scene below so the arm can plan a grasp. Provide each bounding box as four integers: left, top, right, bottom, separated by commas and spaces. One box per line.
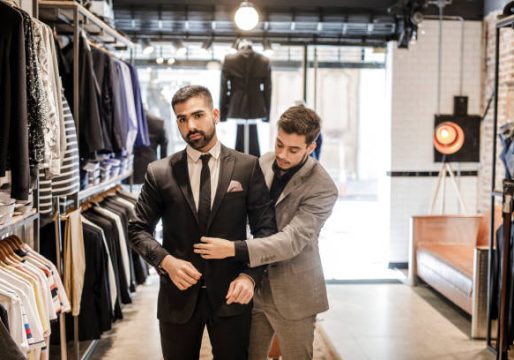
194, 105, 338, 359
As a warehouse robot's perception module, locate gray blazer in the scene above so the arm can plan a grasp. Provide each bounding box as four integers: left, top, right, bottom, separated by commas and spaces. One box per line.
247, 152, 338, 320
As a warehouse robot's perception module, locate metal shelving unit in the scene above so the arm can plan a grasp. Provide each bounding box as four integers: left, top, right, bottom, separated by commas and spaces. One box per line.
487, 10, 514, 360
37, 2, 134, 359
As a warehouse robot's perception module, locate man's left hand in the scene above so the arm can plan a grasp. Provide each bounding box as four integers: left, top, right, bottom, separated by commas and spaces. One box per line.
194, 237, 235, 259
225, 274, 254, 305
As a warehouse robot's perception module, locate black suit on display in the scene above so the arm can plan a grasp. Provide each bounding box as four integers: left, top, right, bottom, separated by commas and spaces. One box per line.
133, 111, 168, 184
128, 144, 276, 359
220, 48, 272, 157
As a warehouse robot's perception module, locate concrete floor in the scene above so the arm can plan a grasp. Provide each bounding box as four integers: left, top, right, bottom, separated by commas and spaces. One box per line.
83, 274, 500, 360
89, 275, 336, 360
321, 283, 494, 360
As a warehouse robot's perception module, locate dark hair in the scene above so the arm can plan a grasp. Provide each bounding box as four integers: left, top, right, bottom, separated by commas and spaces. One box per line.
171, 85, 213, 111
277, 105, 321, 144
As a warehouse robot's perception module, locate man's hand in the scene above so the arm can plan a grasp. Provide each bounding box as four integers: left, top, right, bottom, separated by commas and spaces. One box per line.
225, 274, 254, 305
193, 237, 235, 259
160, 255, 201, 291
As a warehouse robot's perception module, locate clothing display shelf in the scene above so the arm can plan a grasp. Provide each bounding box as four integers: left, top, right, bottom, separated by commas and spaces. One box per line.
487, 11, 514, 360
0, 210, 39, 247
37, 3, 134, 360
38, 0, 134, 145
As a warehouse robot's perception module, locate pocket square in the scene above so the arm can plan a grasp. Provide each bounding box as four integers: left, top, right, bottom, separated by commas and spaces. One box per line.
227, 180, 244, 193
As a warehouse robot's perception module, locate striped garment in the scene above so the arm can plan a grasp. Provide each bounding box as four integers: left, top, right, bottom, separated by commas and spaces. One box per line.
39, 91, 80, 217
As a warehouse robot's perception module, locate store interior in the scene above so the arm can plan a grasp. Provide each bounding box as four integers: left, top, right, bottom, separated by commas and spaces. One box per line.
3, 0, 514, 359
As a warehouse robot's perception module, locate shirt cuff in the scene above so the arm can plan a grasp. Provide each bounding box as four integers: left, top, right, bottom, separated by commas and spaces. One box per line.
234, 241, 250, 263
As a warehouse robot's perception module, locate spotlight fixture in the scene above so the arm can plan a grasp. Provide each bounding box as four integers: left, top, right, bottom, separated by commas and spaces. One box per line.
140, 38, 154, 55
167, 57, 176, 65
173, 39, 187, 56
156, 46, 164, 64
434, 122, 465, 156
263, 39, 273, 57
227, 38, 239, 54
201, 38, 214, 55
234, 1, 259, 31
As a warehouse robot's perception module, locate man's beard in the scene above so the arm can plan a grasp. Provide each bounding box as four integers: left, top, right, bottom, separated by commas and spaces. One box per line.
185, 129, 215, 150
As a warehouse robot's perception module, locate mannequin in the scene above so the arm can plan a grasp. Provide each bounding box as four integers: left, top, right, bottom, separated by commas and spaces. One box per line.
219, 38, 272, 156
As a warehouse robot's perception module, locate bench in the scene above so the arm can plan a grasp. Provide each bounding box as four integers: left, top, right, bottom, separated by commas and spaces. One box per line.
408, 212, 501, 338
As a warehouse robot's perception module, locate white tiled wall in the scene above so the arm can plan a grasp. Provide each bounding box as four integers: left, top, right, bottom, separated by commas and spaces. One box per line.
384, 20, 483, 263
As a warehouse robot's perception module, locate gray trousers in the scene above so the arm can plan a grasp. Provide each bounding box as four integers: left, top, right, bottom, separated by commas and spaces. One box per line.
249, 277, 316, 360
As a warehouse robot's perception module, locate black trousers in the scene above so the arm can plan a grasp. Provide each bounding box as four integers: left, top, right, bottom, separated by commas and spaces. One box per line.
159, 289, 251, 360
235, 124, 260, 157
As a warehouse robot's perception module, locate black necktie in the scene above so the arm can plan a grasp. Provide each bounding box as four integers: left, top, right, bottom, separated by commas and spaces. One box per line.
198, 154, 212, 233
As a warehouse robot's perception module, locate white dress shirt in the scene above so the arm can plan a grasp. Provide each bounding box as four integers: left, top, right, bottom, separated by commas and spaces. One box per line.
186, 141, 221, 210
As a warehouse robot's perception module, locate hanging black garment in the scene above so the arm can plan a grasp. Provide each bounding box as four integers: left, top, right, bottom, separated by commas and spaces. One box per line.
133, 111, 168, 184
20, 11, 45, 171
0, 2, 30, 200
60, 34, 106, 159
83, 210, 132, 306
100, 199, 137, 291
91, 47, 127, 153
219, 48, 272, 122
492, 225, 514, 345
235, 123, 261, 157
0, 319, 24, 360
75, 222, 112, 340
103, 197, 149, 284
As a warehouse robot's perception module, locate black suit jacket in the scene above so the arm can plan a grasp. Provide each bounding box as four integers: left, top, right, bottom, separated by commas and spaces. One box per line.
128, 144, 276, 323
133, 112, 168, 184
219, 48, 272, 122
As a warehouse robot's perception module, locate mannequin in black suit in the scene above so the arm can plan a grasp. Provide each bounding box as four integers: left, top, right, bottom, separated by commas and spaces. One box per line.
219, 40, 272, 156
128, 85, 276, 359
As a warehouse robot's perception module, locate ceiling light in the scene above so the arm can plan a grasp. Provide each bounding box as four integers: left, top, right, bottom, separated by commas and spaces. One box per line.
234, 1, 259, 31
156, 57, 164, 64
140, 38, 154, 55
167, 58, 176, 65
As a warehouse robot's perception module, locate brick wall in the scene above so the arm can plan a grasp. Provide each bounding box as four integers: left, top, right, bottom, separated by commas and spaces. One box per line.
384, 20, 483, 263
480, 11, 512, 212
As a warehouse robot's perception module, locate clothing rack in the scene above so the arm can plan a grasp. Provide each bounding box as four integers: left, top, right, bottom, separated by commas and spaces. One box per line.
53, 171, 132, 360
486, 11, 514, 360
37, 2, 134, 359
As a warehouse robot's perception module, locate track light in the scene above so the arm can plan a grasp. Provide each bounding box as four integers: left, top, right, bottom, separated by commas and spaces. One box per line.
173, 39, 187, 56
156, 46, 164, 64
263, 39, 273, 57
234, 1, 259, 31
140, 38, 154, 55
201, 38, 213, 55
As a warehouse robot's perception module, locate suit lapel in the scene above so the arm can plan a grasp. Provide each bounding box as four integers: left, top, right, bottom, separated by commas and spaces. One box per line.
173, 150, 200, 226
207, 146, 235, 230
261, 153, 275, 189
276, 157, 316, 206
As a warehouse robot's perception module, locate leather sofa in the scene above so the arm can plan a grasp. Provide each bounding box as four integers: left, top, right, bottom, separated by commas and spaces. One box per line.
408, 211, 501, 338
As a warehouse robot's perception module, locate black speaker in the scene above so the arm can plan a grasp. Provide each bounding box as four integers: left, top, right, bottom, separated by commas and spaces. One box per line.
434, 114, 480, 162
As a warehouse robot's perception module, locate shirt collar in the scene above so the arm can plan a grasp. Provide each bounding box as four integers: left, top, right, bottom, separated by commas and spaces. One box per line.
186, 141, 221, 162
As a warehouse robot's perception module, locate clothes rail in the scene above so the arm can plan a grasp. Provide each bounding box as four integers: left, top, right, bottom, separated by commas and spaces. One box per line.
487, 9, 514, 360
